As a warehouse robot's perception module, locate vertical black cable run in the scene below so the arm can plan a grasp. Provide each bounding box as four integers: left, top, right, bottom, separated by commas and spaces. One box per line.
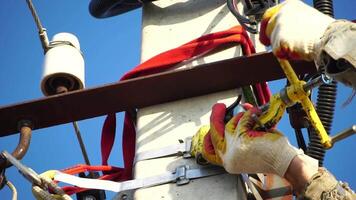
295, 129, 307, 152
306, 0, 337, 166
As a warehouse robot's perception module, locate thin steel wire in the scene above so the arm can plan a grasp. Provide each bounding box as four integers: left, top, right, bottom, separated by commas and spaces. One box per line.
26, 0, 44, 32
72, 122, 91, 166
25, 0, 49, 52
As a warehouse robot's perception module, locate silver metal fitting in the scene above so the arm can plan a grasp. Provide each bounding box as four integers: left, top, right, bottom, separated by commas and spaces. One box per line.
175, 165, 190, 186
279, 88, 294, 107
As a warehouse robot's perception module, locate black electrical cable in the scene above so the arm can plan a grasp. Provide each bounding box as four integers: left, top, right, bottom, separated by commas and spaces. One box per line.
306, 0, 336, 167
286, 75, 308, 152
295, 129, 307, 152
244, 0, 254, 10
244, 0, 276, 19
257, 0, 266, 6
227, 0, 258, 34
224, 95, 242, 124
227, 0, 252, 24
227, 0, 276, 34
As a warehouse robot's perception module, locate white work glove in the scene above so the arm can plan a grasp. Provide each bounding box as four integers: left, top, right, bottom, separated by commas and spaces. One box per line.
259, 0, 335, 61
317, 20, 356, 91
260, 0, 356, 94
190, 103, 318, 177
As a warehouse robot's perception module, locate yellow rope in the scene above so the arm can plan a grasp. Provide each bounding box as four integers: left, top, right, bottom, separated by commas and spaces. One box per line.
31, 171, 72, 200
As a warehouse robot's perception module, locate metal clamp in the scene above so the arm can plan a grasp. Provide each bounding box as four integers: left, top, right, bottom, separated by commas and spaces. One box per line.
134, 137, 192, 163
175, 165, 190, 186
183, 137, 192, 159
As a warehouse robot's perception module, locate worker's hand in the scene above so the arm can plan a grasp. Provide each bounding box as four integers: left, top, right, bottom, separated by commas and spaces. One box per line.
317, 20, 356, 91
191, 103, 306, 177
259, 0, 335, 60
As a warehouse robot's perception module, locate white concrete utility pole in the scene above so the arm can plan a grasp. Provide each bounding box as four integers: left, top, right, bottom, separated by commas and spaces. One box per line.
116, 0, 292, 199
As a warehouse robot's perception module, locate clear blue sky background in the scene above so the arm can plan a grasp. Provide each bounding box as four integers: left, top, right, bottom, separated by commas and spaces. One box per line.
0, 1, 354, 199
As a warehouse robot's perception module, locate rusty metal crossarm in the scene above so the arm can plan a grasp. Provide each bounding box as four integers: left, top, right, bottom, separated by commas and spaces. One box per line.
0, 52, 316, 137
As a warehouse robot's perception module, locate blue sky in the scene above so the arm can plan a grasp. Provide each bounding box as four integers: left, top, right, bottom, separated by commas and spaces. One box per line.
0, 1, 354, 199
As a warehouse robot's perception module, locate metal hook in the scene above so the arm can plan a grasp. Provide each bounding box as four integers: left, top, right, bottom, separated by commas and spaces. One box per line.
0, 120, 33, 170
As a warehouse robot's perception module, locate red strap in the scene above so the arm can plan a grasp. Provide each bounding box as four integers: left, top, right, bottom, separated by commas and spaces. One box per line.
101, 114, 116, 166
100, 113, 134, 179
261, 82, 271, 103
121, 26, 252, 80
61, 164, 122, 175
122, 112, 136, 177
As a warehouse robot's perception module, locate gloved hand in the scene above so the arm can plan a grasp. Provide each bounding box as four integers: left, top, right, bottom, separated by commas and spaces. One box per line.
317, 20, 356, 91
191, 103, 317, 177
259, 0, 356, 92
259, 0, 335, 61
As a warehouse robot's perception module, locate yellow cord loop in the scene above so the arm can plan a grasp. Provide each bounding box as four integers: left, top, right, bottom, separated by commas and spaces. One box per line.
32, 170, 72, 200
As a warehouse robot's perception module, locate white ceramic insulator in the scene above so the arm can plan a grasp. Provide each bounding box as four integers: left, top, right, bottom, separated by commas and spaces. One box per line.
41, 32, 85, 96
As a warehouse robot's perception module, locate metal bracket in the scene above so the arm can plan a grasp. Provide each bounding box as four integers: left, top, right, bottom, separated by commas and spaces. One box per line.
134, 137, 193, 163
182, 137, 192, 159
175, 165, 190, 186
241, 174, 263, 200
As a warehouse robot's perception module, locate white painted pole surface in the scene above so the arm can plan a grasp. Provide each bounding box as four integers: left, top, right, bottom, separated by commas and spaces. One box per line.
128, 0, 288, 199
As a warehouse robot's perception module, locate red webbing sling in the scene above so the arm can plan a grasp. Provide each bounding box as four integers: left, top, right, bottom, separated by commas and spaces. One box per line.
62, 25, 271, 194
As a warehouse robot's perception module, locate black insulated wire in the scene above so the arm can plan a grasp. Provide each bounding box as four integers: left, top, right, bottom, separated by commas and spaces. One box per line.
295, 129, 307, 152
227, 0, 258, 34
245, 0, 254, 10
224, 95, 242, 124
244, 0, 276, 20
227, 0, 276, 34
287, 101, 309, 152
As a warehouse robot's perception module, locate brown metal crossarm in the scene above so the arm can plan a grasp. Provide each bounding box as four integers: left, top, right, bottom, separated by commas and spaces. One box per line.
0, 52, 316, 137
